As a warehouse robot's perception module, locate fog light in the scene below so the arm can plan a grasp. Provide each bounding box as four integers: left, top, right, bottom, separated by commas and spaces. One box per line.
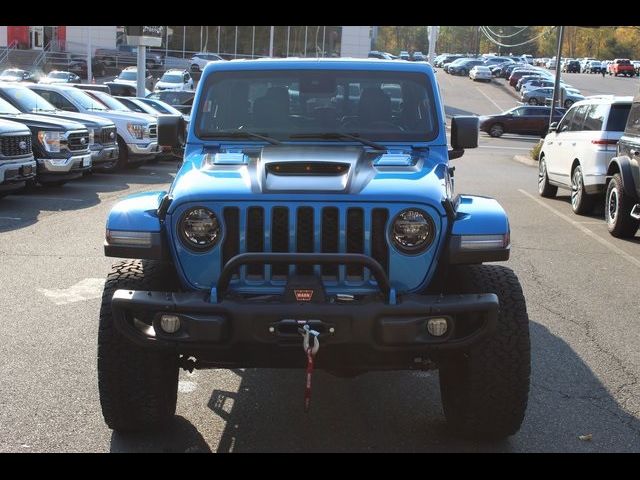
160, 314, 181, 333
427, 318, 448, 337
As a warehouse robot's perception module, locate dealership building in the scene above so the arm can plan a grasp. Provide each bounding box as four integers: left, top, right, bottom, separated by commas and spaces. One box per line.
0, 26, 374, 59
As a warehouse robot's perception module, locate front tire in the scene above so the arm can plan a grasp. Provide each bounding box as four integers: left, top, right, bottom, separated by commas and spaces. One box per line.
605, 173, 640, 238
439, 265, 531, 439
98, 259, 180, 432
489, 123, 504, 138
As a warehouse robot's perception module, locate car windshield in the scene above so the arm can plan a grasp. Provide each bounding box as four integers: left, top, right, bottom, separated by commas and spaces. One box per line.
49, 72, 69, 79
0, 96, 21, 114
2, 86, 57, 112
160, 74, 182, 83
118, 71, 137, 81
63, 88, 108, 111
194, 69, 439, 143
87, 91, 130, 111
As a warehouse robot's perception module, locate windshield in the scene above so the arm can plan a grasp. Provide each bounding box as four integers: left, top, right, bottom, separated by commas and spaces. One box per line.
2, 86, 57, 112
1, 70, 23, 78
118, 71, 137, 81
0, 96, 21, 114
87, 91, 131, 111
160, 74, 182, 83
140, 98, 180, 115
64, 88, 107, 111
195, 69, 439, 143
49, 72, 69, 79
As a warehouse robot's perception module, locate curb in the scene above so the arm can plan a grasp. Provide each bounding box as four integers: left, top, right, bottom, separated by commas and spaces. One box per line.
513, 154, 538, 167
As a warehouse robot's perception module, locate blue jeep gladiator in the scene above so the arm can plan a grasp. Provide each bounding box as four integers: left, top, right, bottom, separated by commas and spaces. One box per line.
99, 58, 531, 439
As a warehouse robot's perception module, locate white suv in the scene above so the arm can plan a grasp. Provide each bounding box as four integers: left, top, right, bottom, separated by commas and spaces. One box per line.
538, 95, 632, 214
189, 52, 223, 72
154, 69, 194, 92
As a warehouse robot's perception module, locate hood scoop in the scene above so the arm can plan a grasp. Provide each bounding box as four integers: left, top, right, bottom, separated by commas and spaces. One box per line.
260, 145, 363, 192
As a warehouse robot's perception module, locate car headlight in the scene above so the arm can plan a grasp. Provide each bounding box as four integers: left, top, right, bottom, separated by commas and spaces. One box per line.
179, 207, 221, 251
37, 130, 61, 153
88, 128, 95, 145
127, 123, 145, 139
390, 209, 435, 254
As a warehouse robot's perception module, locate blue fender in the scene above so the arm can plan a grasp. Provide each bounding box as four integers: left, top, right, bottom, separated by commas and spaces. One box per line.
452, 195, 509, 235
106, 190, 167, 232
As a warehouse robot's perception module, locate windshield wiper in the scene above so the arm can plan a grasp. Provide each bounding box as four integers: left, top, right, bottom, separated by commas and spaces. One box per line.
200, 130, 281, 145
289, 132, 387, 152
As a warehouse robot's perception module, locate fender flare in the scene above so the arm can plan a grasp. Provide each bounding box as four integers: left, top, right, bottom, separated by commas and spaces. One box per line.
607, 156, 638, 199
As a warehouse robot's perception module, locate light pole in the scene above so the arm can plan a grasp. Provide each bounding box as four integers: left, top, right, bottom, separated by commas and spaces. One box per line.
86, 27, 92, 83
548, 26, 565, 130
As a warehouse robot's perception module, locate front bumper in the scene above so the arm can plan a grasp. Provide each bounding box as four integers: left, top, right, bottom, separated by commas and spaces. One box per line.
0, 158, 37, 191
127, 141, 159, 161
38, 153, 92, 173
90, 144, 119, 166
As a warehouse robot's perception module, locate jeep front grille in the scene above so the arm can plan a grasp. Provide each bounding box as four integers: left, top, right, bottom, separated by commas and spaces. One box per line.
221, 205, 390, 284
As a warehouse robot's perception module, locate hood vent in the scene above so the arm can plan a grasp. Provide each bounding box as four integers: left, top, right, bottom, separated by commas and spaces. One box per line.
266, 161, 350, 176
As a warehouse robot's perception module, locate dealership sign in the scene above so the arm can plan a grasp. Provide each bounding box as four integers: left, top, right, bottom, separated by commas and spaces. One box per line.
125, 26, 164, 47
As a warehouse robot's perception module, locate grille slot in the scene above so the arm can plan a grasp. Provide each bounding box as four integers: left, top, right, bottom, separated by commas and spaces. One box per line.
371, 208, 389, 275
321, 207, 339, 277
271, 207, 289, 278
346, 208, 364, 278
296, 207, 314, 275
1, 135, 32, 157
222, 207, 240, 278
246, 207, 264, 278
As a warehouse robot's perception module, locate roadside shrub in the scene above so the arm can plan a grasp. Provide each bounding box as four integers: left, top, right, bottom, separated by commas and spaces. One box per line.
530, 140, 543, 161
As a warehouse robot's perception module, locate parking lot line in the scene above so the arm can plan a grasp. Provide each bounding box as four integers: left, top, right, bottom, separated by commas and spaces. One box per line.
479, 145, 531, 151
475, 86, 506, 113
518, 189, 640, 270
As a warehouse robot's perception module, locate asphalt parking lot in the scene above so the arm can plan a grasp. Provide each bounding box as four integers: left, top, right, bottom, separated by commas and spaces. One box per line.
0, 69, 639, 452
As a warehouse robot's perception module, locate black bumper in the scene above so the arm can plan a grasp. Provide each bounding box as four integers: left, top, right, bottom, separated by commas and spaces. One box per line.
111, 290, 499, 369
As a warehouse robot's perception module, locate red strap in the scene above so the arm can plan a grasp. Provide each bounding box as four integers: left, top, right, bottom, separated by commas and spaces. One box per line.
304, 347, 314, 412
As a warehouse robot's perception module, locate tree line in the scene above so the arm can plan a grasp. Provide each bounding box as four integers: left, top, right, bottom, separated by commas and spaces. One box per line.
374, 26, 640, 60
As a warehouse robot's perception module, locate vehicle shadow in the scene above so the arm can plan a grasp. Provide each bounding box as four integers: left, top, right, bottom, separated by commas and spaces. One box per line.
0, 164, 176, 233
197, 321, 640, 452
444, 105, 478, 118
110, 415, 211, 453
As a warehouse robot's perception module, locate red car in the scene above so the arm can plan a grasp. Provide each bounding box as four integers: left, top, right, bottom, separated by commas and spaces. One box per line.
508, 69, 540, 87
609, 59, 635, 77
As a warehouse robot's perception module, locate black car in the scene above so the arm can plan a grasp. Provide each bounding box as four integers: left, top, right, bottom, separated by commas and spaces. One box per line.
0, 118, 36, 197
0, 83, 119, 170
68, 57, 107, 79
103, 82, 141, 97
146, 90, 194, 116
0, 95, 91, 186
479, 105, 566, 138
563, 60, 581, 73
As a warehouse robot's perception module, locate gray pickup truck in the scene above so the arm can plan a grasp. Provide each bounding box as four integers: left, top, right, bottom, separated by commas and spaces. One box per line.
0, 118, 36, 198
94, 45, 163, 71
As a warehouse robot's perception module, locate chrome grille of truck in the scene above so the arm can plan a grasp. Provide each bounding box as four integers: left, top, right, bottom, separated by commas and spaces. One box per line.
148, 124, 157, 139
66, 131, 90, 151
0, 134, 32, 157
221, 205, 390, 284
99, 127, 117, 145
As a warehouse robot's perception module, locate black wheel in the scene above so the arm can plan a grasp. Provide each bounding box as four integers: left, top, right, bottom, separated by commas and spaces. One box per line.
439, 265, 531, 439
98, 259, 180, 432
528, 97, 539, 105
488, 123, 504, 137
112, 136, 141, 170
605, 173, 640, 238
570, 164, 595, 215
538, 155, 557, 197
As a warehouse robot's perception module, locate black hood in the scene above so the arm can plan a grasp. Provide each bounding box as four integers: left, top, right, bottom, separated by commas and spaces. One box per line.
0, 112, 87, 132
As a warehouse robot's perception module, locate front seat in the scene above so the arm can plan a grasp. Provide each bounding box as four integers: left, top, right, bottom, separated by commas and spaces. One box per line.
358, 87, 393, 126
252, 86, 290, 128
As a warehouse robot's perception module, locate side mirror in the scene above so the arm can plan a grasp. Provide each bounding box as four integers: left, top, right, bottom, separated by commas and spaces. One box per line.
158, 114, 186, 148
548, 122, 558, 132
450, 116, 479, 149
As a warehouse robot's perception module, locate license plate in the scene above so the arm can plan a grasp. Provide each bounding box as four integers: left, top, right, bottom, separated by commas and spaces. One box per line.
82, 156, 91, 167
20, 165, 33, 176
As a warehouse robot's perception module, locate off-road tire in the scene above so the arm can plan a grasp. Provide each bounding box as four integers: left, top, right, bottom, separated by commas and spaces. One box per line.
439, 265, 531, 439
605, 173, 640, 238
98, 259, 180, 432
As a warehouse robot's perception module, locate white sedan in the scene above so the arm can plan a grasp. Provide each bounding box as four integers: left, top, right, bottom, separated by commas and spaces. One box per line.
469, 66, 492, 82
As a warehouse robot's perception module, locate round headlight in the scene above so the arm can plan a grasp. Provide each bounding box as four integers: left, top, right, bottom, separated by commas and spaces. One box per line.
390, 209, 435, 254
179, 207, 220, 250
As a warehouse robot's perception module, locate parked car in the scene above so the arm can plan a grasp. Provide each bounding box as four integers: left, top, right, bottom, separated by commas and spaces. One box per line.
67, 57, 107, 79
516, 74, 549, 92
98, 58, 531, 440
583, 60, 603, 74
538, 96, 632, 215
633, 61, 640, 75
605, 91, 640, 237
0, 68, 37, 83
189, 52, 224, 72
562, 60, 581, 73
0, 95, 91, 186
412, 51, 426, 61
0, 118, 36, 198
0, 83, 119, 171
38, 71, 82, 85
103, 81, 151, 97
146, 90, 194, 116
26, 84, 158, 170
398, 51, 410, 60
443, 57, 473, 73
522, 87, 584, 108
479, 105, 566, 138
508, 69, 542, 87
112, 67, 155, 91
94, 45, 163, 70
154, 69, 194, 92
521, 79, 573, 96
609, 59, 635, 77
545, 58, 557, 69
448, 59, 484, 76
73, 84, 111, 94
469, 66, 492, 82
